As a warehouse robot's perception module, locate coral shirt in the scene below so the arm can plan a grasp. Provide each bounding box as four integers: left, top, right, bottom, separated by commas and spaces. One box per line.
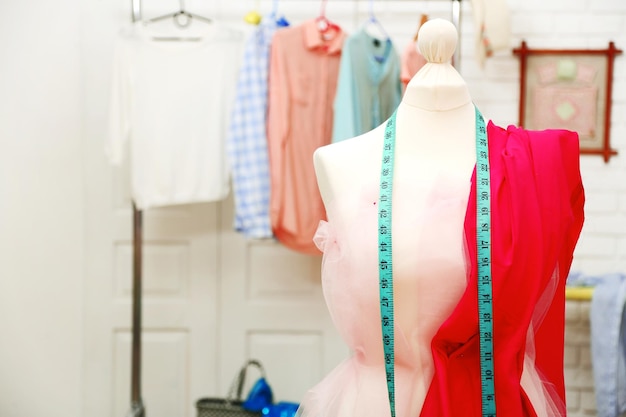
421, 123, 585, 416
267, 20, 346, 254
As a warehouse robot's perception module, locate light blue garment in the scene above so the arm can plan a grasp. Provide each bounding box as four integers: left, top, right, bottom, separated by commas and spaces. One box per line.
226, 17, 285, 239
567, 271, 605, 287
332, 28, 402, 142
590, 273, 626, 417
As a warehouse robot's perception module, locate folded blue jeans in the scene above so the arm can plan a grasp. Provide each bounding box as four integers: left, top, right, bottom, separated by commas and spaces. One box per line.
590, 273, 626, 417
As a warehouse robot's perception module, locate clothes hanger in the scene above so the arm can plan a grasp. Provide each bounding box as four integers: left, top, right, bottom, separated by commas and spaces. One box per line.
315, 0, 340, 39
147, 0, 212, 30
143, 0, 212, 42
270, 0, 290, 27
413, 13, 429, 42
364, 0, 390, 43
244, 0, 289, 27
244, 0, 262, 25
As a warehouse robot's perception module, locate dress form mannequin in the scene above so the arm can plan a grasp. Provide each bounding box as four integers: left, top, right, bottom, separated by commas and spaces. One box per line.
305, 18, 576, 417
310, 19, 478, 417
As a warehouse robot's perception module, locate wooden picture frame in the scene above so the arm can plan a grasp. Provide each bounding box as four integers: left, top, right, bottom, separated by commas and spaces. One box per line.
513, 41, 622, 162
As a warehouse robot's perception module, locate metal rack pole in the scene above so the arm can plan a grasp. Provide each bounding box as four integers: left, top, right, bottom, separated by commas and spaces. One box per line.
128, 203, 145, 417
128, 2, 144, 415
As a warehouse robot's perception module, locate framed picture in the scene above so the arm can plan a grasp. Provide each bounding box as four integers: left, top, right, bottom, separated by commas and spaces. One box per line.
513, 41, 622, 162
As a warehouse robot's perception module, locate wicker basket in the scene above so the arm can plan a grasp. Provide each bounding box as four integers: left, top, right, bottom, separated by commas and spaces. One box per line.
196, 398, 261, 417
196, 360, 266, 417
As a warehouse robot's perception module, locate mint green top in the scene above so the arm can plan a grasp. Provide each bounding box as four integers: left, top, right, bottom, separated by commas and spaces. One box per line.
332, 28, 402, 142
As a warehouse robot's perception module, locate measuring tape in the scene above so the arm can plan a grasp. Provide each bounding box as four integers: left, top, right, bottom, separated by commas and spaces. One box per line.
378, 111, 397, 417
475, 108, 496, 417
378, 107, 495, 417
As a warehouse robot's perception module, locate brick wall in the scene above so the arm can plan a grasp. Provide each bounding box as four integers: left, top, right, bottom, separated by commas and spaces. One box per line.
565, 300, 596, 416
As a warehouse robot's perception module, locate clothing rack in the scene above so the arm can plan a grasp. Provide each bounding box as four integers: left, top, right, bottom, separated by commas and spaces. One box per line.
128, 7, 143, 417
123, 1, 463, 416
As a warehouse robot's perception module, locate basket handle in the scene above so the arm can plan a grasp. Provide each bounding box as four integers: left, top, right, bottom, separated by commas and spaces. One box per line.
227, 359, 266, 402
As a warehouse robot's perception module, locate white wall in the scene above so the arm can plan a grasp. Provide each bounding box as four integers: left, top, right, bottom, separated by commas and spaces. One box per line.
0, 1, 83, 417
0, 0, 624, 416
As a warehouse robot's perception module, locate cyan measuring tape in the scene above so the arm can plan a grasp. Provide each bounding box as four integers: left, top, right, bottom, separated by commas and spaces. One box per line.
378, 112, 396, 417
378, 107, 496, 417
474, 108, 496, 417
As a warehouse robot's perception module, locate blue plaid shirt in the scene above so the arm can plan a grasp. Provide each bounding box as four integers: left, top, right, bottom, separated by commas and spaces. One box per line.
227, 18, 282, 239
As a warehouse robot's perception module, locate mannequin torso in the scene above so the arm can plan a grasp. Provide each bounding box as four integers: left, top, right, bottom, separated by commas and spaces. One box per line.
310, 19, 477, 416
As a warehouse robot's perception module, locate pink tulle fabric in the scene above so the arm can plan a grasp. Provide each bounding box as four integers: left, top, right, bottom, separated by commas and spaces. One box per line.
307, 179, 470, 417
